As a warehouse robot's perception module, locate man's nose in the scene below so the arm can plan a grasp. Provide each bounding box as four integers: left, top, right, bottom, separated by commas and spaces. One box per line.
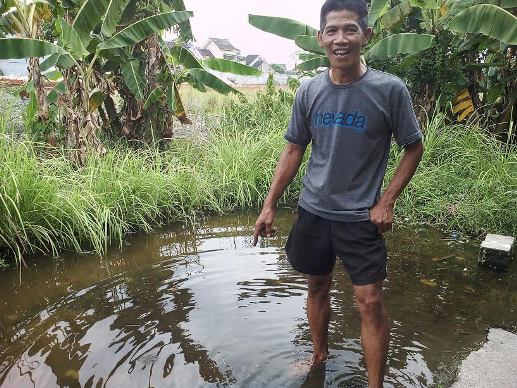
334, 30, 348, 44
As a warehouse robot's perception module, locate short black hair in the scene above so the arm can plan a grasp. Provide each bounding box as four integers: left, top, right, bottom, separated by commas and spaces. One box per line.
320, 0, 369, 32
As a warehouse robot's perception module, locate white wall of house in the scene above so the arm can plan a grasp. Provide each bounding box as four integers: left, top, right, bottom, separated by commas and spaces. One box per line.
202, 40, 241, 60
210, 70, 290, 86
0, 59, 28, 77
203, 41, 224, 58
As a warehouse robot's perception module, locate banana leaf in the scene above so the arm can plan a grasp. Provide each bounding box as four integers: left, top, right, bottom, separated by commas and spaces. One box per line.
121, 58, 144, 100
171, 45, 202, 69
295, 35, 325, 55
366, 33, 435, 60
98, 11, 193, 50
203, 58, 261, 75
409, 0, 439, 9
162, 0, 193, 41
167, 83, 191, 124
143, 86, 164, 110
101, 0, 131, 37
59, 19, 88, 59
248, 14, 318, 40
381, 1, 412, 28
73, 0, 109, 46
188, 68, 239, 95
296, 55, 329, 71
449, 4, 517, 45
369, 0, 390, 25
89, 89, 106, 112
0, 38, 68, 59
39, 52, 74, 70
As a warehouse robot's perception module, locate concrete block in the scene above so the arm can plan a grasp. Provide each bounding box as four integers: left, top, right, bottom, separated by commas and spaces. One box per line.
478, 234, 514, 270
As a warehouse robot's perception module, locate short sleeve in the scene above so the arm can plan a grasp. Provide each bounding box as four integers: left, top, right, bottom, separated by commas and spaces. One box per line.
284, 86, 312, 147
390, 84, 422, 148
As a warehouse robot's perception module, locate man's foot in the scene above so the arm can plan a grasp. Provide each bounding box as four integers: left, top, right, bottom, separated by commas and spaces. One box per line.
301, 360, 327, 387
310, 349, 328, 370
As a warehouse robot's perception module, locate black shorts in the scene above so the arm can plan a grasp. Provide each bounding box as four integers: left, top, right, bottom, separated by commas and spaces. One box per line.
285, 206, 387, 286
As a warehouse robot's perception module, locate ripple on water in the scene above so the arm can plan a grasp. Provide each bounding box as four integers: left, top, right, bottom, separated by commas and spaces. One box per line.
0, 213, 515, 387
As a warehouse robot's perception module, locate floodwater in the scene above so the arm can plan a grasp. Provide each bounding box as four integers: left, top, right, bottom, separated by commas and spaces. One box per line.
0, 210, 515, 388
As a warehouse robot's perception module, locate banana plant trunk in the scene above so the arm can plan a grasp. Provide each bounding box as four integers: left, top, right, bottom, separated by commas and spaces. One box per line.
62, 67, 105, 166
28, 57, 48, 121
146, 35, 159, 131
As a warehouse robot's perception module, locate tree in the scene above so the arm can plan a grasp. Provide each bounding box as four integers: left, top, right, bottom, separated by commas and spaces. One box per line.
249, 1, 517, 139
0, 0, 55, 140
0, 0, 261, 163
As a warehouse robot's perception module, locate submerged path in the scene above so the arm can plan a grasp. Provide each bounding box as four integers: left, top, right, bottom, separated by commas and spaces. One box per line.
453, 328, 517, 387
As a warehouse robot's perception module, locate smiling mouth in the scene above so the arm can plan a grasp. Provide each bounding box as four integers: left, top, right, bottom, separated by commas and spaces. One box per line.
332, 48, 351, 57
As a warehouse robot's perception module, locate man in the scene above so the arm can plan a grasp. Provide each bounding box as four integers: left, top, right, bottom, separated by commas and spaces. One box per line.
252, 0, 424, 386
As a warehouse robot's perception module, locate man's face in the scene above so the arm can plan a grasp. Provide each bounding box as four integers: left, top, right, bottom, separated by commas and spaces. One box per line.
318, 9, 372, 71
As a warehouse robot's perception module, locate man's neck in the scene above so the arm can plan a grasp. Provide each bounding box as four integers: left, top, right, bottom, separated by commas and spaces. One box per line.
329, 63, 367, 85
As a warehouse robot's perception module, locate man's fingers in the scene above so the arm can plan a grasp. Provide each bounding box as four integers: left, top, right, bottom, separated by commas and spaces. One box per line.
265, 223, 274, 237
253, 223, 263, 246
375, 222, 393, 234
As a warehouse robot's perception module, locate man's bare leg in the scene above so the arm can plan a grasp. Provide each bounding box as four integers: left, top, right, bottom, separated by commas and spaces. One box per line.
307, 273, 332, 367
354, 281, 390, 388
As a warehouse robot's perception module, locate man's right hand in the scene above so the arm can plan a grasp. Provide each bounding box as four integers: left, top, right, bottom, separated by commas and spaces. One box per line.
253, 206, 277, 246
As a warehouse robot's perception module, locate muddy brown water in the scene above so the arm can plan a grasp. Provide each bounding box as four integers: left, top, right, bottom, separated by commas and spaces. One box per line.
0, 210, 516, 387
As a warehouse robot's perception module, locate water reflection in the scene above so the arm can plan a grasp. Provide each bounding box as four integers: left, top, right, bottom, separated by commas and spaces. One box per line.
0, 211, 515, 387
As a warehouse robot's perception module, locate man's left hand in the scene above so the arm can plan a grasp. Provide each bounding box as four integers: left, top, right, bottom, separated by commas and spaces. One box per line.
369, 198, 394, 234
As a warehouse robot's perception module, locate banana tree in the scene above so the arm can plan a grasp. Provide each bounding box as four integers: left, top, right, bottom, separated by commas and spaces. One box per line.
0, 0, 54, 127
0, 0, 196, 162
100, 0, 261, 144
249, 1, 516, 134
0, 0, 262, 154
367, 0, 517, 128
112, 36, 261, 142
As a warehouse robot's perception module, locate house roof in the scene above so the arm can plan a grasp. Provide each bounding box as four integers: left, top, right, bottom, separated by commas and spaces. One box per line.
208, 38, 240, 52
252, 59, 263, 69
197, 48, 214, 58
246, 55, 259, 65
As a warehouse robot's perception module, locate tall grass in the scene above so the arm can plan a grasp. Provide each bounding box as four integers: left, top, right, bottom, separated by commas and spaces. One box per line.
389, 111, 517, 236
1, 86, 516, 266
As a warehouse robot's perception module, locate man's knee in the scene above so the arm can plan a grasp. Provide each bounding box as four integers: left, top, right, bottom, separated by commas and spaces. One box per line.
354, 284, 386, 322
307, 274, 332, 299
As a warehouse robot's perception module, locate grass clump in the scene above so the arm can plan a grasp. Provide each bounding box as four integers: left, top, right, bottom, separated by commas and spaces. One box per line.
1, 84, 516, 266
389, 112, 517, 236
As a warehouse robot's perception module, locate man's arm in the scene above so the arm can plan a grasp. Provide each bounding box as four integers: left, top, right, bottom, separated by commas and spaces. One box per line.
253, 142, 306, 246
370, 139, 423, 234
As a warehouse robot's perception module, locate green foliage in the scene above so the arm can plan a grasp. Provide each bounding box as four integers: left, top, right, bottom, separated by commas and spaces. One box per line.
2, 94, 517, 266
449, 4, 517, 45
0, 38, 68, 59
23, 91, 62, 142
248, 14, 317, 40
371, 31, 467, 104
97, 11, 193, 50
203, 58, 262, 76
221, 75, 294, 133
386, 111, 517, 235
366, 33, 435, 60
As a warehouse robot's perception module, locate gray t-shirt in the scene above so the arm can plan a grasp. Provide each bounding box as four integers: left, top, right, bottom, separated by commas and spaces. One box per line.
284, 67, 422, 222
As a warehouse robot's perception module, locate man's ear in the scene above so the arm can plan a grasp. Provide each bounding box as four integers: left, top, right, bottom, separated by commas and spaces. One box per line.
362, 27, 373, 46
317, 31, 324, 47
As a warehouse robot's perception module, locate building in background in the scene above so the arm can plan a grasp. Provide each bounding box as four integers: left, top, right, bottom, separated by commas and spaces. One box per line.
195, 38, 290, 86
0, 59, 28, 77
201, 38, 244, 62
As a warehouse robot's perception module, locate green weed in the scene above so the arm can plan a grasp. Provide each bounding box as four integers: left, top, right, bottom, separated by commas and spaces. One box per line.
1, 86, 516, 266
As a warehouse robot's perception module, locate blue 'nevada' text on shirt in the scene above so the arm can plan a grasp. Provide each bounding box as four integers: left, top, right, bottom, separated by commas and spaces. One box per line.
313, 110, 367, 133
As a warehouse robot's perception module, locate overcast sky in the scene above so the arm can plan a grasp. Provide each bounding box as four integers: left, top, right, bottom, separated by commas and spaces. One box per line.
182, 0, 323, 69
